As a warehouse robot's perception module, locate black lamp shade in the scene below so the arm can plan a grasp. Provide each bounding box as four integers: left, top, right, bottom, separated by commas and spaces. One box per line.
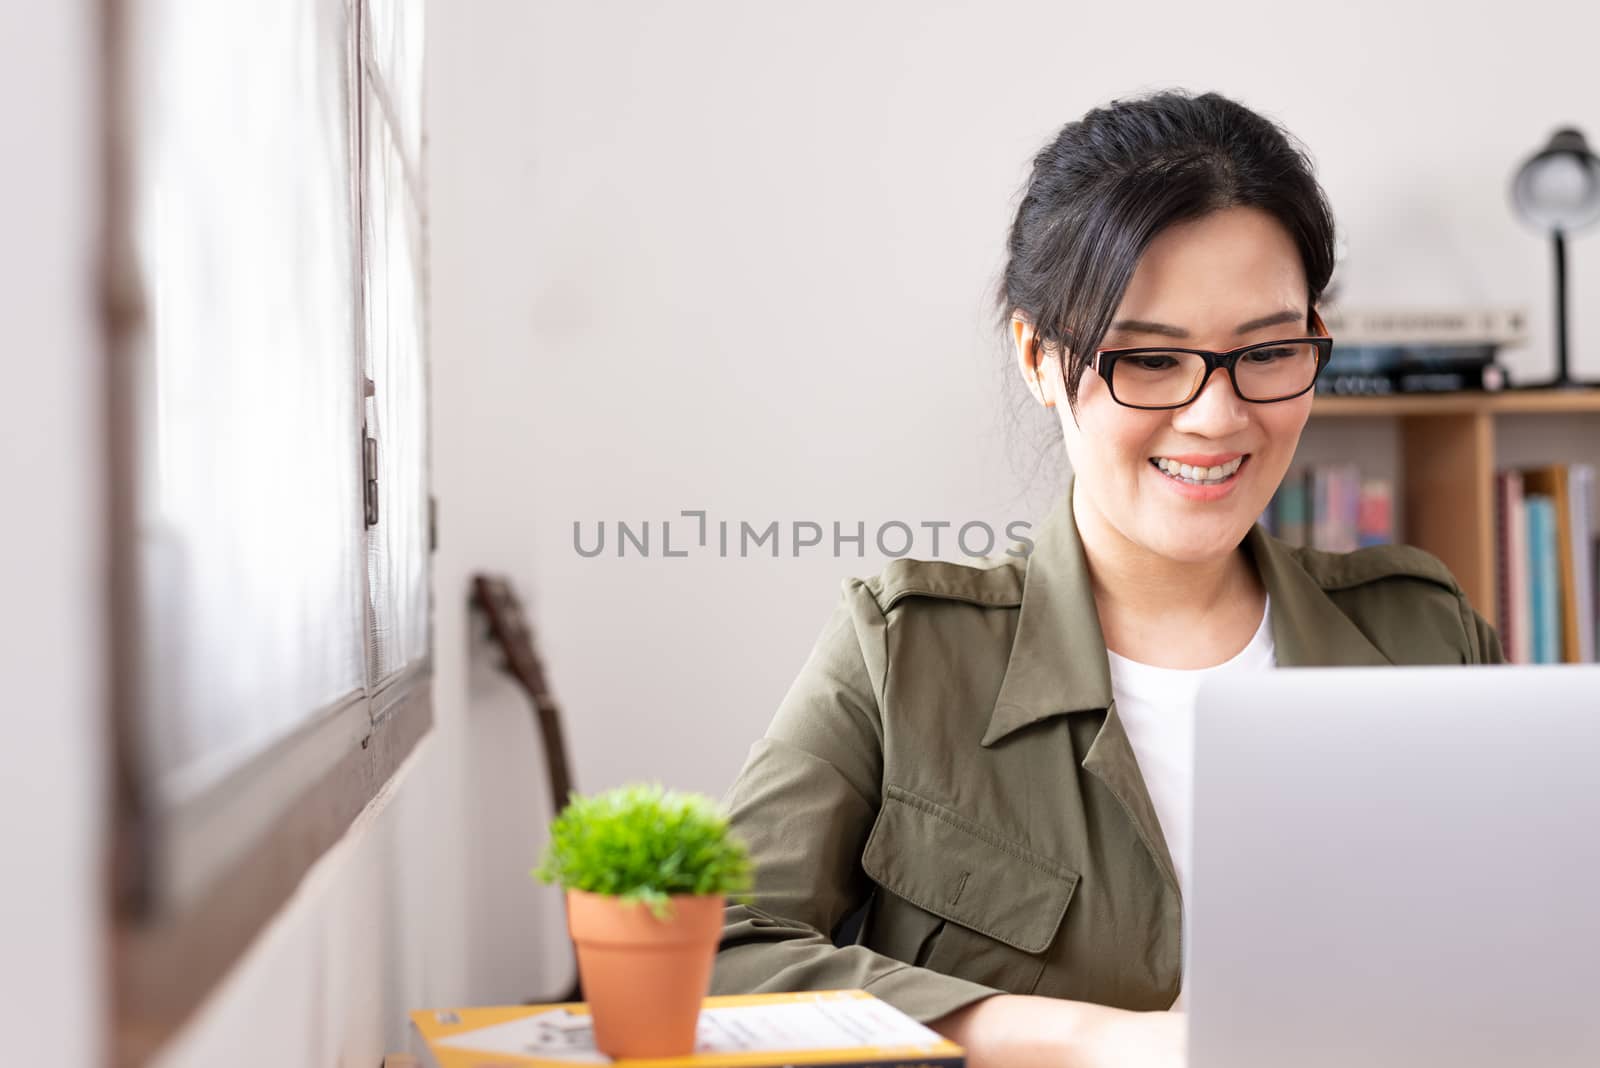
1511, 128, 1600, 234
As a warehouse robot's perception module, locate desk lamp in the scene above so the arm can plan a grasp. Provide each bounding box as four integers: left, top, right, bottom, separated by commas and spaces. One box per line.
1510, 127, 1600, 388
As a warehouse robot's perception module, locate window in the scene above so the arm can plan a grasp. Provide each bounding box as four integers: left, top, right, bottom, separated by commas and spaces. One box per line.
104, 1, 429, 1059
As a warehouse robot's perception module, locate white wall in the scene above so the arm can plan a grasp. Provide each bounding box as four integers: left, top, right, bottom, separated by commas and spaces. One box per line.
0, 2, 104, 1064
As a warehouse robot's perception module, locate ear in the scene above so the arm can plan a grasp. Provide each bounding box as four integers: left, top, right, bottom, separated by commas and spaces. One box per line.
1011, 315, 1057, 409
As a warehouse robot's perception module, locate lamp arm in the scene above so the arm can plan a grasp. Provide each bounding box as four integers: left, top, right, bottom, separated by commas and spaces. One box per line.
1554, 230, 1571, 386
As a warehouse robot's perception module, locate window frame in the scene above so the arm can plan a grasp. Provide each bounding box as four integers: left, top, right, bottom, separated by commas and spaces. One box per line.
102, 2, 432, 1062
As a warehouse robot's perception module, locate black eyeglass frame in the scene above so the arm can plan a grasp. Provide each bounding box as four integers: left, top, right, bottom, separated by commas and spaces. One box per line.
1088, 333, 1335, 411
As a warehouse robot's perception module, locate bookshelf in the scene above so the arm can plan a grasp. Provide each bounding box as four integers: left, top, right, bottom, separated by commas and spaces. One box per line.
1309, 388, 1600, 623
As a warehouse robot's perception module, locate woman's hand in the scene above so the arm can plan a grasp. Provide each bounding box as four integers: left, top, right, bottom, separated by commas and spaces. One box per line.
929, 993, 1187, 1068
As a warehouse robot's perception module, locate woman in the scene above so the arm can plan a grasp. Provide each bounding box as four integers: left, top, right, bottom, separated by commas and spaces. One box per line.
709, 90, 1503, 1067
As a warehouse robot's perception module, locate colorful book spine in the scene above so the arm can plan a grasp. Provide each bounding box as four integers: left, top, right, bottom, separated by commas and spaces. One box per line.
1309, 465, 1359, 552
1522, 466, 1579, 661
1338, 466, 1362, 552
1328, 464, 1362, 552
1495, 470, 1513, 657
1506, 473, 1532, 664
1494, 471, 1530, 662
1309, 468, 1332, 551
1277, 474, 1308, 548
1272, 467, 1393, 552
1526, 495, 1560, 664
1358, 478, 1394, 547
1569, 464, 1596, 662
1594, 539, 1600, 665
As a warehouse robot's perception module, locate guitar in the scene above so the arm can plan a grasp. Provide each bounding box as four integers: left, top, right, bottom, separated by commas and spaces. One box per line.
470, 573, 582, 1004
471, 574, 576, 820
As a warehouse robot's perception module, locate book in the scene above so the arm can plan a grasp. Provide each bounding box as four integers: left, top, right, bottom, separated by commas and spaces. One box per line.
1308, 468, 1331, 550
1307, 464, 1361, 552
1494, 471, 1513, 658
1335, 466, 1359, 551
1494, 471, 1533, 663
1342, 466, 1362, 551
1319, 306, 1529, 346
1357, 478, 1394, 547
1526, 495, 1560, 664
1314, 306, 1526, 394
1317, 344, 1507, 395
1309, 467, 1342, 551
1522, 467, 1579, 662
1508, 473, 1533, 665
1277, 474, 1308, 547
1569, 464, 1596, 663
1587, 537, 1600, 661
409, 990, 966, 1068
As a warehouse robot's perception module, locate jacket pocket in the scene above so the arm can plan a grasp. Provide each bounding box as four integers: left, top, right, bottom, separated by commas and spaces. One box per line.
860, 784, 1080, 994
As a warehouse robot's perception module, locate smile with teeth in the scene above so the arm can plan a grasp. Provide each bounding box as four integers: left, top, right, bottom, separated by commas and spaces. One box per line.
1151, 455, 1246, 485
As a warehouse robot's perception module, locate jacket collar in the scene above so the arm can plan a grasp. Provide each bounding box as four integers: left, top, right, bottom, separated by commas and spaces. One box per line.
981, 478, 1393, 748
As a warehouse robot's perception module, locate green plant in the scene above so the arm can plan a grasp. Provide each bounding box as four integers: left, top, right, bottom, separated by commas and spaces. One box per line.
534, 783, 754, 918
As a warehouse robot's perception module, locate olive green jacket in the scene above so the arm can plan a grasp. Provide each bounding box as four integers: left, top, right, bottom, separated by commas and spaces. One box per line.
710, 487, 1504, 1025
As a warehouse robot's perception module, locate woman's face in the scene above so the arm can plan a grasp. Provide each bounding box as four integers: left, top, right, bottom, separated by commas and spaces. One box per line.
1016, 205, 1315, 565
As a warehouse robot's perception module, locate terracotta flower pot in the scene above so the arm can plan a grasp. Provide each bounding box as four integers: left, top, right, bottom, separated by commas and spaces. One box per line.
565, 888, 725, 1058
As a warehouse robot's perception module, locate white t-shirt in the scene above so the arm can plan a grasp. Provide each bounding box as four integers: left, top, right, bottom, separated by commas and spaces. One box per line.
1104, 595, 1276, 1011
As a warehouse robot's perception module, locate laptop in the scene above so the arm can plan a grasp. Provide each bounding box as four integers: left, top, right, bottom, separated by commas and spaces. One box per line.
1189, 666, 1600, 1068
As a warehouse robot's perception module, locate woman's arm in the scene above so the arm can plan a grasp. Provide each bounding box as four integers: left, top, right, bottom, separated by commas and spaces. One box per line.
930, 995, 1186, 1068
711, 579, 1002, 1022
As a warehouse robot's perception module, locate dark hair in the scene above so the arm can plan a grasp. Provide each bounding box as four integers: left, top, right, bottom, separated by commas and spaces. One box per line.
997, 89, 1337, 412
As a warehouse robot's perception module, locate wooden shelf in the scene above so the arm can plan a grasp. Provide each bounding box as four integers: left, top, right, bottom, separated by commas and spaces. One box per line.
1313, 389, 1600, 418
1303, 389, 1600, 628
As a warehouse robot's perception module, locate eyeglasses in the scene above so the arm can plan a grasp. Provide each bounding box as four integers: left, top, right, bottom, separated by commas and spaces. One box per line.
1086, 312, 1334, 410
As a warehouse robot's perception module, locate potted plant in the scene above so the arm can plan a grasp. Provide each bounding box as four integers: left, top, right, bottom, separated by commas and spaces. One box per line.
534, 783, 753, 1058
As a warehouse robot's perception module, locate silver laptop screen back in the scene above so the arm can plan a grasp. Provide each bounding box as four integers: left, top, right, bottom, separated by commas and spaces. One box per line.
1190, 666, 1600, 1068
